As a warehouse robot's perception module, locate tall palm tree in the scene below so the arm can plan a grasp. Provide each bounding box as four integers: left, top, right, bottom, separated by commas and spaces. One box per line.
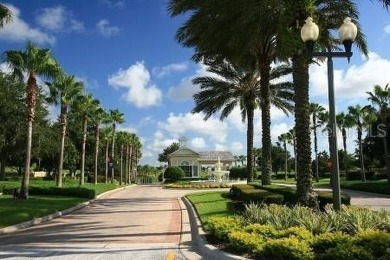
278, 132, 290, 180
366, 83, 390, 182
336, 112, 354, 174
101, 126, 112, 184
46, 74, 84, 187
287, 128, 297, 180
3, 42, 61, 198
192, 60, 293, 183
73, 94, 99, 186
347, 105, 377, 182
108, 109, 125, 183
0, 4, 12, 27
310, 103, 326, 182
90, 107, 108, 184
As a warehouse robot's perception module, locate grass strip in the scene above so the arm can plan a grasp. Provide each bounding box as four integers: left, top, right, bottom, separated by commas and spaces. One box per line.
186, 191, 235, 231
0, 195, 87, 228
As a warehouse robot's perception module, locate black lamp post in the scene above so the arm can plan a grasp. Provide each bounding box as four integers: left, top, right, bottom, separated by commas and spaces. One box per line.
301, 17, 358, 210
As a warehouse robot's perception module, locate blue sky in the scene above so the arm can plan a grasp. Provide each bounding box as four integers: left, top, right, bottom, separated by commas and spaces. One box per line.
0, 0, 389, 166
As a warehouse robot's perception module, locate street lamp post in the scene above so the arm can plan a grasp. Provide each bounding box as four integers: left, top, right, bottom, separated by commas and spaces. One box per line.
301, 17, 358, 210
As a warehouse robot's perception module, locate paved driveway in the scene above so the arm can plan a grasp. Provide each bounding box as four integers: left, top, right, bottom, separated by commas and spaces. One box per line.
0, 185, 197, 260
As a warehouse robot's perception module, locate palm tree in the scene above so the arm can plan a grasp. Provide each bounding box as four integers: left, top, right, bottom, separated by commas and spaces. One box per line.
366, 84, 390, 183
0, 4, 12, 27
90, 106, 108, 184
347, 105, 377, 182
3, 41, 61, 198
310, 103, 326, 182
336, 112, 354, 174
46, 74, 84, 187
193, 60, 293, 183
108, 109, 125, 183
101, 126, 112, 184
73, 94, 99, 186
278, 133, 290, 180
287, 128, 297, 180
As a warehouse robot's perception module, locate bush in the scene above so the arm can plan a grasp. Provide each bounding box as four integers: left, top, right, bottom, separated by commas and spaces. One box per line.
29, 186, 96, 199
354, 229, 390, 259
206, 216, 243, 242
260, 237, 315, 260
311, 231, 352, 253
163, 166, 184, 182
229, 167, 257, 180
346, 170, 375, 181
322, 243, 374, 260
228, 230, 265, 253
316, 191, 351, 209
229, 184, 255, 198
240, 189, 284, 204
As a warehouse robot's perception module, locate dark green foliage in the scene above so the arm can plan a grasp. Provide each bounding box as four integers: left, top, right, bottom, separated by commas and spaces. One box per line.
354, 229, 390, 259
316, 191, 351, 209
229, 167, 257, 180
29, 186, 96, 199
346, 170, 375, 180
240, 189, 284, 204
322, 243, 375, 260
163, 166, 184, 182
260, 237, 315, 260
311, 231, 352, 253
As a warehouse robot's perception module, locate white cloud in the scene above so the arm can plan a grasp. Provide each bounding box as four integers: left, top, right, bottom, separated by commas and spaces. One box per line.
157, 112, 228, 143
384, 24, 390, 35
0, 4, 55, 44
100, 0, 125, 8
309, 52, 390, 99
191, 137, 206, 149
230, 142, 244, 154
152, 62, 188, 78
117, 125, 137, 134
96, 19, 120, 37
36, 6, 67, 31
168, 63, 209, 101
108, 61, 162, 108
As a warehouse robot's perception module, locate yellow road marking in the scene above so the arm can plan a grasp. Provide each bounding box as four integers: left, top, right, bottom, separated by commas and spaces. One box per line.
165, 250, 176, 260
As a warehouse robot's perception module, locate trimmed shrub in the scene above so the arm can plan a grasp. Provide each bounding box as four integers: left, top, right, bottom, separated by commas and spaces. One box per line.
317, 191, 351, 209
311, 231, 352, 253
354, 229, 390, 259
346, 170, 375, 181
240, 189, 284, 204
283, 226, 313, 241
29, 186, 96, 199
322, 243, 375, 260
228, 230, 265, 253
260, 237, 315, 260
163, 166, 184, 182
229, 184, 255, 198
206, 216, 243, 242
253, 184, 298, 204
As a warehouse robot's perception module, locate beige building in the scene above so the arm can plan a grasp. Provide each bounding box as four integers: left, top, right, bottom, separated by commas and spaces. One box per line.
168, 137, 234, 178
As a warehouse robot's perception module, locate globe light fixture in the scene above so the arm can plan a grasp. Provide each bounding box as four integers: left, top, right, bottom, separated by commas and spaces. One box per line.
301, 17, 357, 210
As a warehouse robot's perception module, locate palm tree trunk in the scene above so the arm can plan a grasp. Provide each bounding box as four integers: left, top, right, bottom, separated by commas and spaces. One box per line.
247, 107, 254, 183
292, 53, 317, 208
111, 124, 116, 183
284, 142, 288, 180
57, 104, 67, 187
313, 116, 319, 182
126, 144, 130, 184
80, 114, 88, 186
259, 60, 272, 185
358, 128, 366, 182
94, 124, 100, 185
20, 74, 38, 199
105, 141, 109, 184
342, 128, 348, 174
120, 144, 123, 185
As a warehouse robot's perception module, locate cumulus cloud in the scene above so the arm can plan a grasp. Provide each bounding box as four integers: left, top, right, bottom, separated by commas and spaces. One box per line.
0, 4, 55, 44
168, 63, 209, 101
108, 61, 162, 108
96, 19, 120, 37
100, 0, 125, 8
152, 62, 188, 78
36, 6, 84, 33
191, 137, 206, 149
157, 112, 228, 143
309, 52, 390, 99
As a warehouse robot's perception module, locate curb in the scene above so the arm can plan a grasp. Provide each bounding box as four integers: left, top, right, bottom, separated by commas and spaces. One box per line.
0, 184, 136, 234
181, 196, 246, 260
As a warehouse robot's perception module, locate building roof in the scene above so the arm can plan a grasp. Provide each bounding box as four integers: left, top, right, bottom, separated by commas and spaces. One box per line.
168, 146, 199, 157
199, 151, 234, 161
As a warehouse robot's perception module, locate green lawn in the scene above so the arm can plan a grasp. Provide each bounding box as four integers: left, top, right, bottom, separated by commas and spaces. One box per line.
0, 179, 124, 228
0, 195, 87, 227
186, 191, 235, 230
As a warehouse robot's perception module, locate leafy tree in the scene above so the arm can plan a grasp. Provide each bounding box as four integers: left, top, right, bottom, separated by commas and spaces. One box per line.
347, 105, 377, 182
0, 4, 12, 27
310, 103, 325, 182
337, 112, 355, 174
0, 72, 25, 180
90, 107, 108, 184
46, 73, 84, 187
158, 142, 179, 166
108, 108, 125, 183
278, 133, 290, 180
164, 166, 184, 182
3, 41, 61, 198
366, 83, 390, 182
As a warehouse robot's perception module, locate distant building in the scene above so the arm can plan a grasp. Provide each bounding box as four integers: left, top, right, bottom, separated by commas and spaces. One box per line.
168, 137, 234, 178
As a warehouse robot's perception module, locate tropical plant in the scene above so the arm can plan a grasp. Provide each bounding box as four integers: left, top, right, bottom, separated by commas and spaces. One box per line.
336, 112, 354, 173
366, 83, 390, 182
347, 105, 377, 182
100, 126, 112, 184
90, 107, 108, 184
158, 142, 179, 166
310, 103, 326, 182
0, 3, 12, 27
278, 133, 290, 180
46, 73, 84, 187
3, 41, 61, 198
108, 108, 125, 183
